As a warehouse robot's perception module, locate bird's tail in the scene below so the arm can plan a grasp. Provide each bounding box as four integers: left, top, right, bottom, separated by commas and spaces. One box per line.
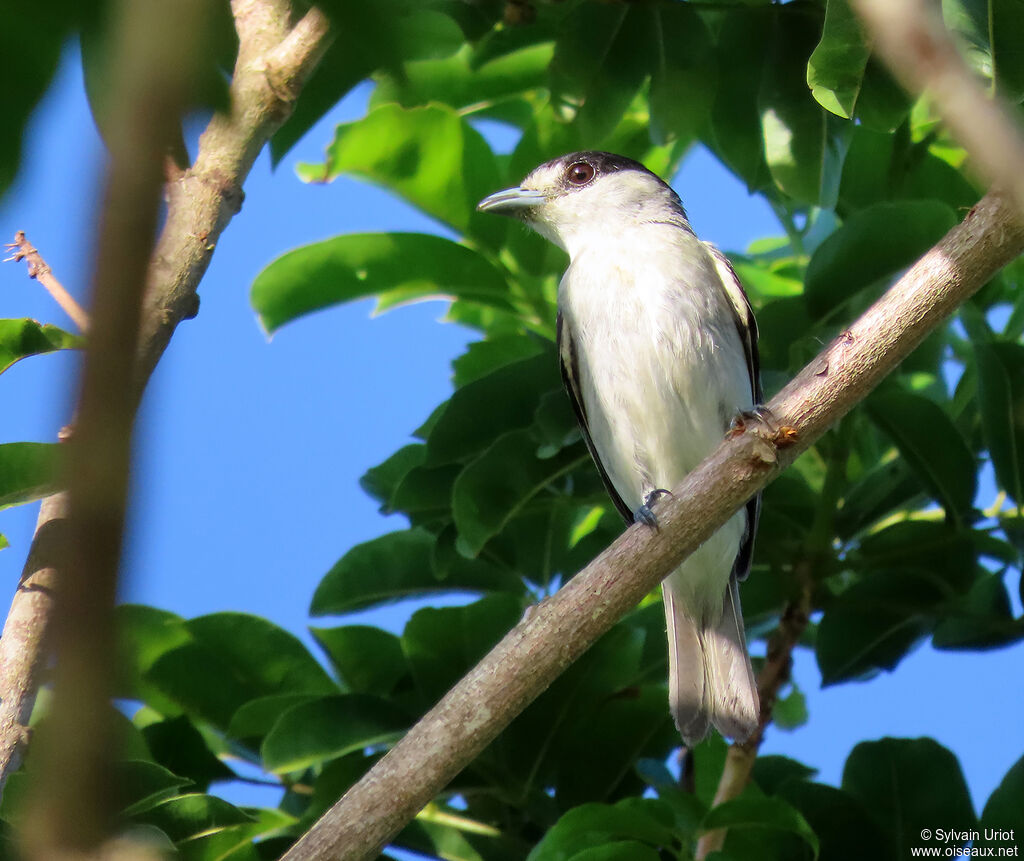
663, 578, 759, 746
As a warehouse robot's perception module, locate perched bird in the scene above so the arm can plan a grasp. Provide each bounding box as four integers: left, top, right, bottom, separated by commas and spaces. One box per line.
478, 152, 762, 744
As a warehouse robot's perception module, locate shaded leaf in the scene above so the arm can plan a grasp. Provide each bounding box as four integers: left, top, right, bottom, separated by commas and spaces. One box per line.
807, 0, 870, 118
648, 4, 716, 144
932, 573, 1022, 651
842, 738, 977, 856
453, 428, 586, 557
0, 318, 80, 375
864, 388, 976, 522
116, 760, 193, 817
134, 794, 255, 843
702, 796, 819, 858
423, 350, 561, 465
758, 6, 828, 203
804, 201, 958, 319
777, 781, 892, 861
311, 625, 409, 696
251, 233, 511, 333
261, 694, 409, 773
140, 715, 236, 791
991, 0, 1024, 102
976, 754, 1024, 852
816, 570, 944, 685
226, 694, 319, 742
311, 528, 525, 616
359, 444, 427, 509
527, 799, 678, 861
0, 442, 61, 511
402, 595, 523, 705
973, 340, 1024, 504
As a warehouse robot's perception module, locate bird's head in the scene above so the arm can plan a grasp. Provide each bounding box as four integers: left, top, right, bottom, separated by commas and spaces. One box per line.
477, 151, 688, 253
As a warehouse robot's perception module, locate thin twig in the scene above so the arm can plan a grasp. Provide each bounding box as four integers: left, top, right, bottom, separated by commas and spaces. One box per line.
4, 231, 90, 332
279, 190, 1024, 861
851, 0, 1024, 219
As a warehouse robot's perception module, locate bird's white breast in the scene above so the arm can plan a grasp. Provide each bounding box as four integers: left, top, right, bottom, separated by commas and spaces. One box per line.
559, 225, 752, 618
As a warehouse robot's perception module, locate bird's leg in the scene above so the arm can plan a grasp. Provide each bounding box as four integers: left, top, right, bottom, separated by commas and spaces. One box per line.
634, 488, 673, 528
728, 405, 798, 447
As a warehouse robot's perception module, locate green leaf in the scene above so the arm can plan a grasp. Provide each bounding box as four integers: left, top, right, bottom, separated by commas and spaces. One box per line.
527, 799, 678, 861
0, 442, 61, 511
932, 573, 1021, 650
758, 6, 828, 203
776, 781, 891, 861
976, 754, 1024, 852
116, 760, 193, 817
973, 340, 1024, 504
452, 335, 545, 389
807, 0, 870, 118
707, 8, 772, 191
115, 604, 192, 715
804, 201, 958, 319
373, 42, 554, 116
271, 2, 466, 162
648, 5, 716, 144
402, 595, 523, 705
311, 625, 409, 696
568, 843, 662, 861
816, 570, 945, 685
139, 715, 236, 790
186, 613, 337, 696
311, 528, 524, 616
226, 694, 319, 741
752, 756, 819, 796
261, 694, 409, 773
297, 103, 502, 243
864, 388, 976, 522
452, 428, 587, 557
251, 232, 512, 333
991, 0, 1024, 102
773, 685, 809, 730
548, 4, 651, 143
842, 738, 977, 857
423, 350, 561, 465
360, 444, 427, 509
134, 794, 255, 843
702, 796, 820, 858
0, 318, 80, 375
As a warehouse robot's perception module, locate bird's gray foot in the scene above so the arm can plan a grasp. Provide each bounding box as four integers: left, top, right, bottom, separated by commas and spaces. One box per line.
634, 488, 673, 528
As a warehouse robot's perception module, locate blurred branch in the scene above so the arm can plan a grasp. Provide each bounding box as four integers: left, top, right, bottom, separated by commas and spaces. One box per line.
0, 0, 331, 841
280, 189, 1024, 860
4, 231, 90, 332
851, 0, 1024, 219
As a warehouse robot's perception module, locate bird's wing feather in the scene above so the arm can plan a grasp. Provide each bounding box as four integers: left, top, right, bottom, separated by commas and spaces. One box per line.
705, 244, 762, 404
557, 311, 634, 524
705, 244, 762, 580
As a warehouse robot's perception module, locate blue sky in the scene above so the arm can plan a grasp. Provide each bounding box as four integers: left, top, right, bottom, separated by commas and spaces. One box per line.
1, 44, 1021, 818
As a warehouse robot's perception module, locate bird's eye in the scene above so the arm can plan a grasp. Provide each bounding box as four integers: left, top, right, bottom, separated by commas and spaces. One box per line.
566, 162, 595, 185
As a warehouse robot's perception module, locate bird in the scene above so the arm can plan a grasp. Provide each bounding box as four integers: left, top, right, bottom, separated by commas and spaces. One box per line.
477, 151, 762, 745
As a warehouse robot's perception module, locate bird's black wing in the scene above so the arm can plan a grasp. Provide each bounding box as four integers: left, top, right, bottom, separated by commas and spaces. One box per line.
705, 244, 762, 580
557, 311, 634, 524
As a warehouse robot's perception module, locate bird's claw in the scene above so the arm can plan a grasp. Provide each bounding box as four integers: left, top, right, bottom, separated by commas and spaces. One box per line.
728, 405, 798, 448
634, 488, 672, 528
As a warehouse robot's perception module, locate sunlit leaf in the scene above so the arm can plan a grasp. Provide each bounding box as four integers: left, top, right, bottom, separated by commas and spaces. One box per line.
251, 233, 511, 333
807, 0, 870, 119
0, 442, 61, 512
0, 318, 80, 375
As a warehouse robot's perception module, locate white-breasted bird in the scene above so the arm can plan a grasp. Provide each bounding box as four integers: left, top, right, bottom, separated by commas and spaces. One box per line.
478, 151, 762, 744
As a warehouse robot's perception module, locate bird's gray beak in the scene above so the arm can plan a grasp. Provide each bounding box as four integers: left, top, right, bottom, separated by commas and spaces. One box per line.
476, 187, 547, 214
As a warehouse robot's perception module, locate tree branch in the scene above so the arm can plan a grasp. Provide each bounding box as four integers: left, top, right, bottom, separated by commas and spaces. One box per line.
0, 0, 331, 818
280, 189, 1024, 860
851, 0, 1024, 219
3, 231, 90, 332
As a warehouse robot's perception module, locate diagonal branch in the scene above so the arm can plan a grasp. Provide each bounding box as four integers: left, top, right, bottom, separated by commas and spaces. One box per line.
0, 0, 331, 813
4, 231, 90, 332
280, 189, 1024, 860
